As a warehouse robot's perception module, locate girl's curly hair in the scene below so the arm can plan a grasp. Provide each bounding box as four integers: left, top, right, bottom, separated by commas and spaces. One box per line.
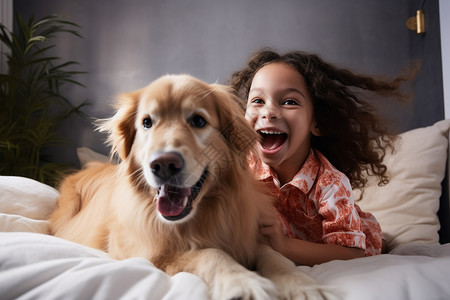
229, 49, 418, 190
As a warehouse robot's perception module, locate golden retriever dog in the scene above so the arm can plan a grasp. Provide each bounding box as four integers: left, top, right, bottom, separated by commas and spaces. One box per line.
49, 75, 330, 300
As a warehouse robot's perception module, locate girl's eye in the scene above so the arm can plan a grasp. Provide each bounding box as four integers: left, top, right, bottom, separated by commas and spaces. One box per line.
251, 98, 264, 104
283, 99, 299, 105
190, 115, 207, 128
142, 117, 153, 129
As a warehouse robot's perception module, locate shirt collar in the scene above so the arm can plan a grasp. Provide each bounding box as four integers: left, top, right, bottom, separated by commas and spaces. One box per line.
251, 150, 320, 194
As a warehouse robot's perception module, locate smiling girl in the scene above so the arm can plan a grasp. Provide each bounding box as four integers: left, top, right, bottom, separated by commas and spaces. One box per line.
230, 49, 416, 266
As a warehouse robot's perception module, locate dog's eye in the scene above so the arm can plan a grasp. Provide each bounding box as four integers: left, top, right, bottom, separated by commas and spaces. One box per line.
142, 117, 153, 129
190, 115, 207, 128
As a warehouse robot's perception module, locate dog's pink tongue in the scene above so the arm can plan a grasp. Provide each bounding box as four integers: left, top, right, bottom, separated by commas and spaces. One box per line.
157, 184, 191, 217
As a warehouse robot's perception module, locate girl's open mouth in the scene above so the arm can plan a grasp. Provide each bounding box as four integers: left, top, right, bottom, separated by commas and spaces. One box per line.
258, 129, 287, 152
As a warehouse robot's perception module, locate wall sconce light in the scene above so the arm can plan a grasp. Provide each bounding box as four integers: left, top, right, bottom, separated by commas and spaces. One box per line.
407, 10, 426, 34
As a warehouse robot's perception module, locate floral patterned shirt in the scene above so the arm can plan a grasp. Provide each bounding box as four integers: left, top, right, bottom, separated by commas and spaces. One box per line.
250, 149, 382, 256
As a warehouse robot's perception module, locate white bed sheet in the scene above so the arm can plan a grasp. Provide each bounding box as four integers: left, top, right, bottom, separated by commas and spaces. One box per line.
1, 232, 450, 300
0, 233, 209, 300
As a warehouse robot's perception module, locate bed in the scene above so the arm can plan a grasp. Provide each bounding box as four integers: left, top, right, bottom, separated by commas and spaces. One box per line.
1, 119, 450, 300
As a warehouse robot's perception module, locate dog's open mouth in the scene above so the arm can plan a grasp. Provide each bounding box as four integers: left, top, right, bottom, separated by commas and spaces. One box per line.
156, 169, 208, 221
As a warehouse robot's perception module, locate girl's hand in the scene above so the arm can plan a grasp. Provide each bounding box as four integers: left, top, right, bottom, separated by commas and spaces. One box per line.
259, 206, 365, 266
259, 206, 287, 253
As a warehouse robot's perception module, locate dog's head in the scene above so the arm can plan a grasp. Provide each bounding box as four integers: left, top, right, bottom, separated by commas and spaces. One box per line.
100, 75, 258, 223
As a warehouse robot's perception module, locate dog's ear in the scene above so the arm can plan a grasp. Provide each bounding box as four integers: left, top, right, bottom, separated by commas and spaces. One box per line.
97, 90, 140, 161
211, 84, 259, 160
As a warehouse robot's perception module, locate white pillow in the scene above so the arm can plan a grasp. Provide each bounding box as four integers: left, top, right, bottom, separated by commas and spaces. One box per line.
0, 176, 59, 220
0, 176, 59, 233
355, 119, 450, 251
77, 147, 111, 167
0, 213, 50, 233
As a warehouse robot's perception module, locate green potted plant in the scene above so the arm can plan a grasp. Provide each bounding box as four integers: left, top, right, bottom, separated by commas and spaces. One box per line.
0, 13, 88, 186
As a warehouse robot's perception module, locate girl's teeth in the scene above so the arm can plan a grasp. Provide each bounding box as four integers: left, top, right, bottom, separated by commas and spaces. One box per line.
260, 130, 284, 134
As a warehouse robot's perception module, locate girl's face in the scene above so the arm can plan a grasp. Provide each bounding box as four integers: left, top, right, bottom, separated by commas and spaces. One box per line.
246, 62, 319, 182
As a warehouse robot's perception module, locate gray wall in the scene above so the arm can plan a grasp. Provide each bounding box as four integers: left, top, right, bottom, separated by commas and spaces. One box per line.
13, 0, 444, 168
409, 0, 444, 129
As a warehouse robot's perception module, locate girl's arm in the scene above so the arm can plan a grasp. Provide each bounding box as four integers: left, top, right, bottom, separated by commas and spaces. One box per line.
260, 207, 365, 266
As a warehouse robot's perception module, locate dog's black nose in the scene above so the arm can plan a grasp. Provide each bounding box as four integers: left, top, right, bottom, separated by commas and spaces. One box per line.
150, 152, 184, 181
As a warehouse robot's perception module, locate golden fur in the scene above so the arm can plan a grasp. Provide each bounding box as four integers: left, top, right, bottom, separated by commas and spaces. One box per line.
49, 75, 330, 300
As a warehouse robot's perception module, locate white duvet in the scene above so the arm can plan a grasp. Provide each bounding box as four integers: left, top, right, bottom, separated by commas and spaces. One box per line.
1, 176, 450, 300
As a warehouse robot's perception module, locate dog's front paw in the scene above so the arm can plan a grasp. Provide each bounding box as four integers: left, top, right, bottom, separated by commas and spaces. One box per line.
212, 270, 278, 300
271, 270, 340, 300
